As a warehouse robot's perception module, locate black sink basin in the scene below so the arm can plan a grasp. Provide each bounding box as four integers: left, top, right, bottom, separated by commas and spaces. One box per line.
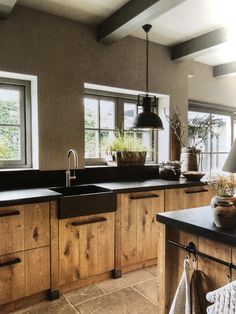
50, 184, 110, 196
50, 184, 117, 219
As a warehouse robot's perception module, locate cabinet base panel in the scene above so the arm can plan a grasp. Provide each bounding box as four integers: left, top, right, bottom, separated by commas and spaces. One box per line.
60, 271, 112, 294
0, 291, 48, 314
121, 258, 157, 274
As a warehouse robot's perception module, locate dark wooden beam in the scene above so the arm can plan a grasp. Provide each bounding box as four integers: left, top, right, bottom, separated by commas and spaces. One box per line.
0, 0, 17, 19
98, 0, 186, 44
213, 61, 236, 78
171, 27, 228, 61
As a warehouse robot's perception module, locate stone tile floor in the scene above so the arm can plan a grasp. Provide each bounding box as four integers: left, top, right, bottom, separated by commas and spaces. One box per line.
13, 266, 158, 314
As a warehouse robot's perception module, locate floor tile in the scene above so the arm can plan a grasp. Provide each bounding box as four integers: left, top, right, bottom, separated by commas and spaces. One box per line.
12, 296, 76, 314
96, 269, 153, 293
65, 284, 105, 305
145, 265, 157, 277
75, 287, 157, 314
133, 278, 158, 304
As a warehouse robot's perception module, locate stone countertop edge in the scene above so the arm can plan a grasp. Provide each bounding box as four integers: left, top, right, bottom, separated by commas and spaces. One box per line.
0, 188, 60, 206
156, 206, 236, 247
0, 179, 206, 205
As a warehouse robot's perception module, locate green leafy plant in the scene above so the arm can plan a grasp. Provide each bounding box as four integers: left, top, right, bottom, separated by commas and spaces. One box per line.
107, 129, 147, 153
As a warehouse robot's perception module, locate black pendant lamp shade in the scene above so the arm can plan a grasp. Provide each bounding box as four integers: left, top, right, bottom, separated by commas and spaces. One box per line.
133, 24, 164, 130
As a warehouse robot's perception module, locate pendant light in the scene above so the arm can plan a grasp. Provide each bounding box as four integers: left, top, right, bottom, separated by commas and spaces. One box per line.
133, 24, 164, 130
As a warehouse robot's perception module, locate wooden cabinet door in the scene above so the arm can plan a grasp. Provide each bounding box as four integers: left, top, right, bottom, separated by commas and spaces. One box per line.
0, 252, 25, 305
59, 212, 115, 286
120, 190, 164, 267
0, 205, 24, 256
24, 202, 50, 250
165, 186, 213, 211
25, 247, 50, 296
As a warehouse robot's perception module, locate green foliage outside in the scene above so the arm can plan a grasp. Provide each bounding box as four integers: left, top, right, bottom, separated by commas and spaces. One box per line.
0, 100, 20, 160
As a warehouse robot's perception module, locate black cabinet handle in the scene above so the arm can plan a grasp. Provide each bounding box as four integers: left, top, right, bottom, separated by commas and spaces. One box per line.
185, 189, 209, 194
71, 217, 107, 226
0, 210, 20, 218
0, 257, 21, 268
130, 194, 159, 200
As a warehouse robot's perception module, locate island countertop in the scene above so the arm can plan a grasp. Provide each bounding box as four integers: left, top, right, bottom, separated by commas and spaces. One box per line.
156, 206, 236, 246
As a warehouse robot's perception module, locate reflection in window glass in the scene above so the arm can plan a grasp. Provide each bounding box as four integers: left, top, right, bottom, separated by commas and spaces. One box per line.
84, 98, 98, 128
100, 100, 115, 129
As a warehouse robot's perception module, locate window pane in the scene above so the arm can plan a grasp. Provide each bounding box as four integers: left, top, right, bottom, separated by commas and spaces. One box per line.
0, 88, 20, 124
100, 100, 115, 129
124, 103, 137, 129
100, 130, 115, 157
200, 153, 210, 173
0, 126, 21, 160
211, 114, 231, 152
211, 153, 228, 174
85, 130, 99, 158
84, 98, 99, 128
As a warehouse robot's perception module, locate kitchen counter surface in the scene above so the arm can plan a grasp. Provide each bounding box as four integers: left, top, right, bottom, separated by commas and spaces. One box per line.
96, 178, 205, 193
0, 188, 60, 206
0, 179, 205, 205
156, 206, 236, 246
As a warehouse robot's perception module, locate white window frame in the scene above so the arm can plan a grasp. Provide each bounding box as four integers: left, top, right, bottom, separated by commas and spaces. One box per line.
0, 72, 38, 170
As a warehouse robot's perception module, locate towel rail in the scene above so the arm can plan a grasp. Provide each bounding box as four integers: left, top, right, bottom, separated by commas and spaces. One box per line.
168, 240, 236, 270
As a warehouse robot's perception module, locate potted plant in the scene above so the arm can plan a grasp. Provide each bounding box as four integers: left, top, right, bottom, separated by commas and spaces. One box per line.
105, 129, 147, 167
208, 174, 236, 228
164, 107, 223, 172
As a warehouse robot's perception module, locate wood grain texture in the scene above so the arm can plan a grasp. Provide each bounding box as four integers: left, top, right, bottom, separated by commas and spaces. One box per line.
50, 201, 59, 292
165, 187, 214, 211
0, 252, 25, 305
59, 213, 115, 286
0, 205, 24, 256
24, 202, 50, 250
25, 247, 50, 296
232, 247, 236, 281
120, 190, 164, 268
198, 236, 231, 291
115, 195, 122, 273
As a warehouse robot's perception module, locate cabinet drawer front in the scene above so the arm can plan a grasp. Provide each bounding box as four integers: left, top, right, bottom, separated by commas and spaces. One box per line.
0, 252, 25, 305
24, 202, 50, 250
0, 206, 24, 256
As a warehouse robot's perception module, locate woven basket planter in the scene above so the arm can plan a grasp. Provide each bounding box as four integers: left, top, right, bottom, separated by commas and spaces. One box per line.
106, 151, 146, 167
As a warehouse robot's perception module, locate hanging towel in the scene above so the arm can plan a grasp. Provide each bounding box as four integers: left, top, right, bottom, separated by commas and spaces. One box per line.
206, 280, 236, 314
169, 258, 191, 314
191, 270, 211, 314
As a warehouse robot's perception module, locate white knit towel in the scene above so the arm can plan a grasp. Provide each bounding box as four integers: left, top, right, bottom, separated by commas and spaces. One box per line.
169, 258, 191, 314
206, 280, 236, 314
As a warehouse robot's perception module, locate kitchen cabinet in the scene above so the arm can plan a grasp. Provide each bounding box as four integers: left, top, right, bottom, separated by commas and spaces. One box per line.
0, 202, 50, 306
59, 212, 115, 287
116, 190, 164, 273
165, 186, 214, 211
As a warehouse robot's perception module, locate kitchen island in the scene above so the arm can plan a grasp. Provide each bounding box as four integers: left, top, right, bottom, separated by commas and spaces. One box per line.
156, 206, 236, 314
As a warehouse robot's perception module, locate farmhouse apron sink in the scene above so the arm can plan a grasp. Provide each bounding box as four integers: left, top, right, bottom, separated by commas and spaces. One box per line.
50, 184, 117, 219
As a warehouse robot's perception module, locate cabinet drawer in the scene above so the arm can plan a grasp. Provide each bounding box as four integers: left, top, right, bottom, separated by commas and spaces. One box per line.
0, 247, 50, 305
0, 202, 50, 256
0, 205, 24, 256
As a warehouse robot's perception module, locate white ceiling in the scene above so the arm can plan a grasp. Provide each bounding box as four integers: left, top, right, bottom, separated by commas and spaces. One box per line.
17, 0, 236, 66
18, 0, 129, 25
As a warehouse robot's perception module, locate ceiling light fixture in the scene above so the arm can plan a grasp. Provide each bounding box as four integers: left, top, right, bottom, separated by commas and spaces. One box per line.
133, 24, 164, 130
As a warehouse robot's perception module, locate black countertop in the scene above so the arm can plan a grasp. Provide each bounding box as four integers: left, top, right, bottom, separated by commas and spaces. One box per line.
0, 188, 60, 206
156, 206, 236, 246
0, 179, 205, 205
96, 179, 205, 193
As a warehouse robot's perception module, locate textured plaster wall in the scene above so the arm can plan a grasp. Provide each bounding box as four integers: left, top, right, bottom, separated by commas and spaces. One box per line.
0, 5, 234, 169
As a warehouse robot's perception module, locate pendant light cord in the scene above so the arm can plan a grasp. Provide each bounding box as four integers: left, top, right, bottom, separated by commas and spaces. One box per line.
146, 30, 149, 95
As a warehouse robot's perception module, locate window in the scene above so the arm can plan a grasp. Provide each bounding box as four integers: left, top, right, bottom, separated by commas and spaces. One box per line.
84, 94, 155, 164
0, 78, 32, 168
188, 102, 234, 175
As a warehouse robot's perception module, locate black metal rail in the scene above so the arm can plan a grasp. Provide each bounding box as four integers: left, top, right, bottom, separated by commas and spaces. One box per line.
168, 240, 236, 270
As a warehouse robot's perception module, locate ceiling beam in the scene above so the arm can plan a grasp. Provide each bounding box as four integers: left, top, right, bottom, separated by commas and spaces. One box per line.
213, 61, 236, 78
171, 27, 228, 62
0, 0, 17, 19
97, 0, 186, 44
